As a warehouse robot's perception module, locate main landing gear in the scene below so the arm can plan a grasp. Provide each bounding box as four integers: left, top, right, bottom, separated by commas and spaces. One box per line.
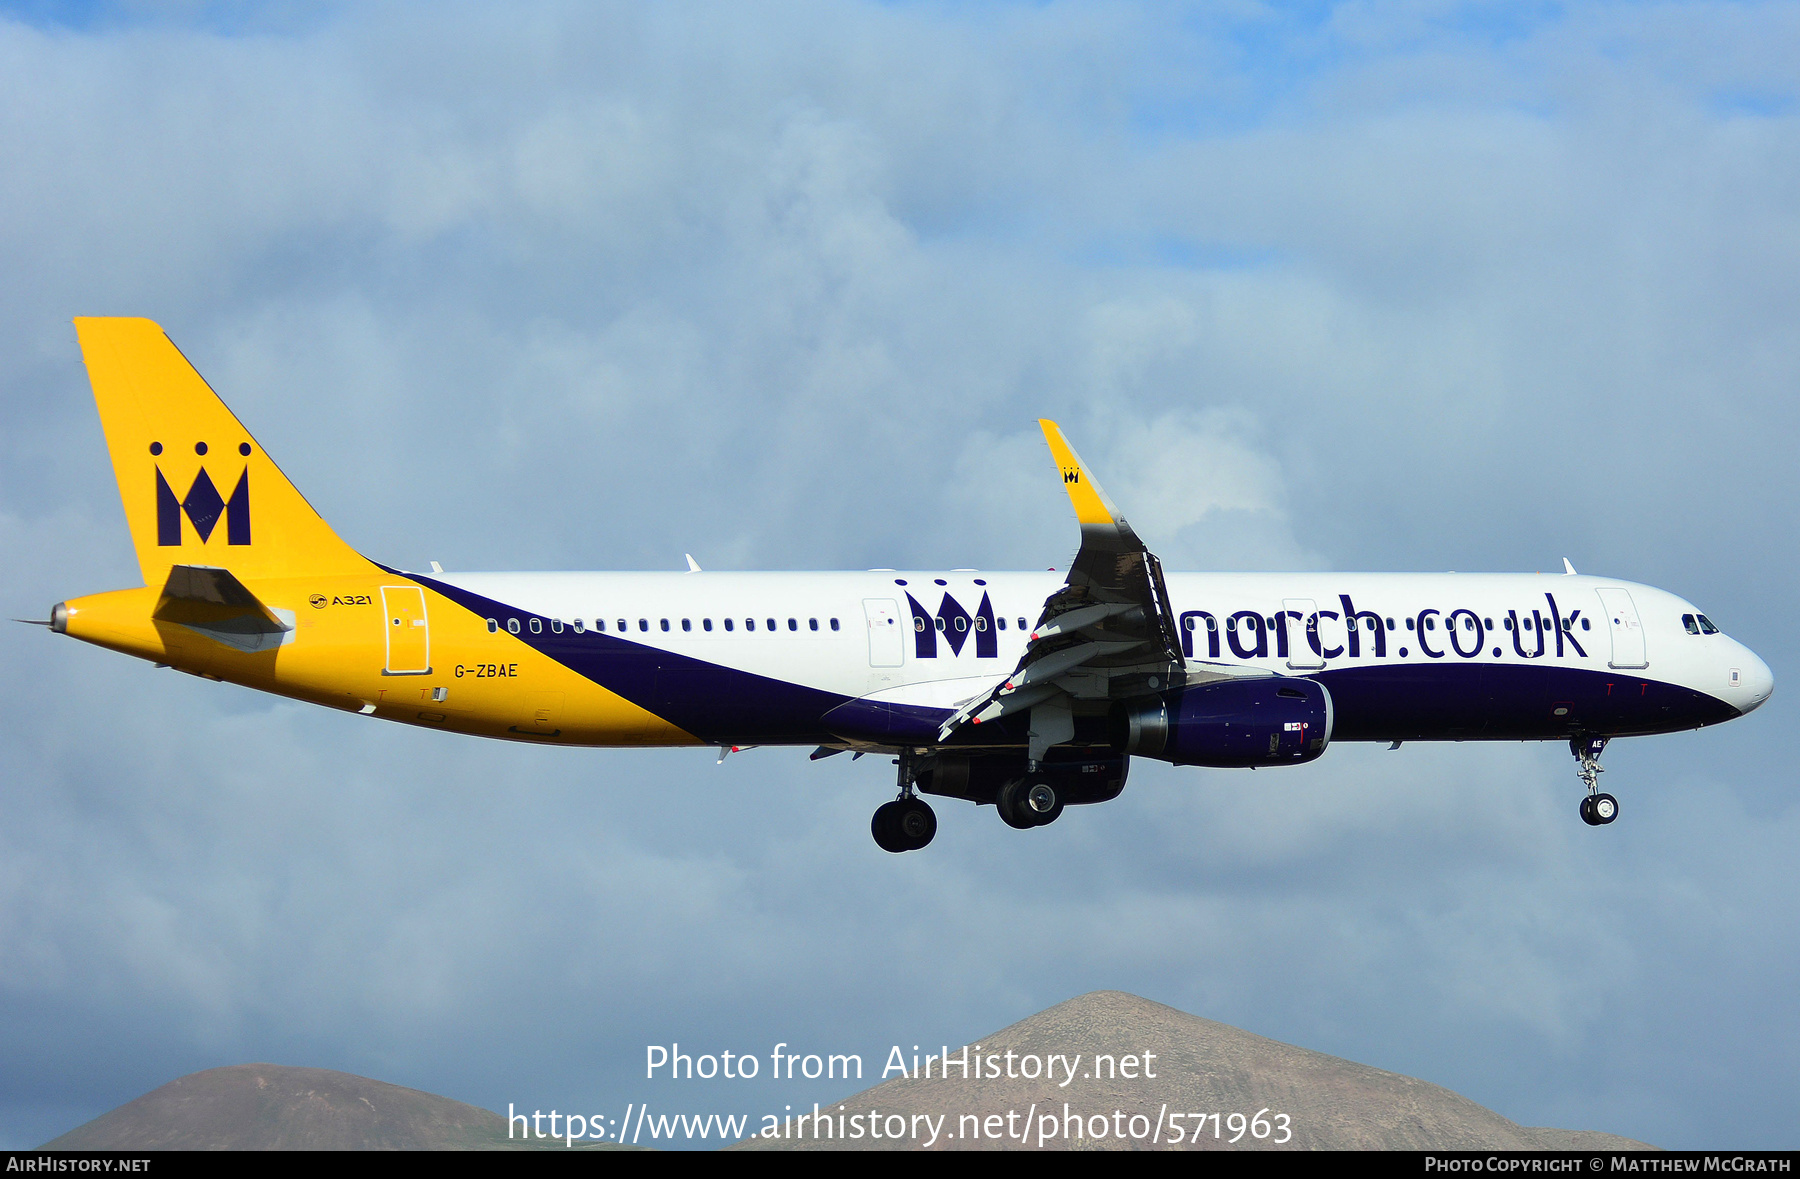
996, 777, 1063, 830
1572, 735, 1618, 827
872, 754, 937, 853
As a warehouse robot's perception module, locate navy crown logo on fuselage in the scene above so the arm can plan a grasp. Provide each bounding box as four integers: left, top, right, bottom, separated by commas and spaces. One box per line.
155, 462, 250, 546
906, 590, 999, 659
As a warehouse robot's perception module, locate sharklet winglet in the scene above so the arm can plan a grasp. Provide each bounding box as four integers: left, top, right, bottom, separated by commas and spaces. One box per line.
1038, 418, 1122, 528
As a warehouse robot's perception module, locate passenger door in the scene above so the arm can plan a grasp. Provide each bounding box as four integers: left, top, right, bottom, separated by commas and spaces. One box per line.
380, 586, 431, 675
1595, 587, 1648, 669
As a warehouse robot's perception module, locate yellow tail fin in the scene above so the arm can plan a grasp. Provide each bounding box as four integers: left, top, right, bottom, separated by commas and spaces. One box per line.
75, 317, 374, 585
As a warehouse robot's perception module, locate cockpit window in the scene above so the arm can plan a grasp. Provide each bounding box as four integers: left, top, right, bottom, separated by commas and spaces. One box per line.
1682, 613, 1700, 636
1697, 614, 1720, 635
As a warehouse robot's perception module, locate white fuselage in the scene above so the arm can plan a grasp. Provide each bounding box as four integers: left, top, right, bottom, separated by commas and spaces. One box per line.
425, 569, 1771, 747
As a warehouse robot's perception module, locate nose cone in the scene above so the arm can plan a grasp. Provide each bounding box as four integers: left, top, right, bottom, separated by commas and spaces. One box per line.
1734, 646, 1774, 715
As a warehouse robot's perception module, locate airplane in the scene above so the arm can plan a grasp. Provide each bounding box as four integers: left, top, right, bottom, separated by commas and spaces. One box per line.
32, 318, 1773, 852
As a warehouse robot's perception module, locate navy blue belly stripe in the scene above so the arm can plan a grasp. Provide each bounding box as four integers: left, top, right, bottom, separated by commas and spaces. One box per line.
402, 570, 852, 745
1314, 662, 1738, 741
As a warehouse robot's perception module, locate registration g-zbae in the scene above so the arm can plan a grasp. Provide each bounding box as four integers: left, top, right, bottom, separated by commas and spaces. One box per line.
39, 319, 1773, 851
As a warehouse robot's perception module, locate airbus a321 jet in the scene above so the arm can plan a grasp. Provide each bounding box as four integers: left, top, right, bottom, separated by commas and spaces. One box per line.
35, 319, 1772, 852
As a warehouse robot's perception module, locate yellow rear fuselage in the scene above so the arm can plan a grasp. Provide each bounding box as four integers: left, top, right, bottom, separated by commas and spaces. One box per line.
61, 575, 695, 746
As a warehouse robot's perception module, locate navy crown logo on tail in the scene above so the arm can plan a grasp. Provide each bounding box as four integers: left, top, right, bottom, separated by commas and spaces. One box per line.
156, 464, 250, 546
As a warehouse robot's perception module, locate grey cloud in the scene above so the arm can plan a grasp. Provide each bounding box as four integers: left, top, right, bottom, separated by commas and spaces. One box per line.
0, 0, 1795, 1151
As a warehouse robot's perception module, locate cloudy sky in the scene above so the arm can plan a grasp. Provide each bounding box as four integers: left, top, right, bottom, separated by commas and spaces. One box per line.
1, 0, 1795, 1150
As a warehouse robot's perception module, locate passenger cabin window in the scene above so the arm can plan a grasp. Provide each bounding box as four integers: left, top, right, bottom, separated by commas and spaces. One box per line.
530, 618, 542, 634
809, 618, 818, 631
1018, 618, 1027, 630
746, 618, 755, 631
572, 619, 584, 634
997, 617, 1007, 630
486, 618, 498, 633
682, 619, 691, 632
703, 619, 712, 632
551, 619, 563, 633
618, 619, 627, 632
639, 619, 649, 632
724, 618, 734, 631
507, 618, 521, 634
661, 619, 670, 632
788, 618, 798, 631
830, 618, 839, 631
767, 618, 776, 631
594, 619, 604, 631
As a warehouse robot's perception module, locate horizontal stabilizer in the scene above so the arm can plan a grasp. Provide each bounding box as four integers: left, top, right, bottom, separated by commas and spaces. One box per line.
153, 565, 293, 653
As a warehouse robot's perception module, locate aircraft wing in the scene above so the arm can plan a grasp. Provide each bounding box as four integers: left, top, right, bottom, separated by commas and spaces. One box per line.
938, 420, 1264, 753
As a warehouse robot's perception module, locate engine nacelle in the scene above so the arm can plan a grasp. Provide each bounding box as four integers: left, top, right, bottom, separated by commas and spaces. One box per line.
1113, 677, 1333, 768
915, 751, 1128, 806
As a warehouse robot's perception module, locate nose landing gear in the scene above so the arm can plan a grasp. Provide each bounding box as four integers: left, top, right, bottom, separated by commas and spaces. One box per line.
1572, 735, 1618, 826
872, 753, 937, 853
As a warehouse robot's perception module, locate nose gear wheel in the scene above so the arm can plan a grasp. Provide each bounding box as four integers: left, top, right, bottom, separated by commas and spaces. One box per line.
1579, 793, 1619, 826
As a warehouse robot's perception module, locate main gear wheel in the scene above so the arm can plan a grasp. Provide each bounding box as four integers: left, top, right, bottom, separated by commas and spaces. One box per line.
872, 797, 937, 852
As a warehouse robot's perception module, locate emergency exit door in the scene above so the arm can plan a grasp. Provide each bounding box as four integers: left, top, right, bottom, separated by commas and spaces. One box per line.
864, 598, 903, 667
1284, 598, 1324, 669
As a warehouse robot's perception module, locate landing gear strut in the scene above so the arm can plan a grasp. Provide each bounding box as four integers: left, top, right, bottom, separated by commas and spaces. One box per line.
1572, 735, 1618, 826
872, 753, 937, 853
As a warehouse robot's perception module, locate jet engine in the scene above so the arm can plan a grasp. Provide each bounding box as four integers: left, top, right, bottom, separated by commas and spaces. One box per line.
1112, 677, 1333, 768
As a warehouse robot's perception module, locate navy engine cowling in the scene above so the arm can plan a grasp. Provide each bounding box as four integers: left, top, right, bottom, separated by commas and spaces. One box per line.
1113, 677, 1333, 767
